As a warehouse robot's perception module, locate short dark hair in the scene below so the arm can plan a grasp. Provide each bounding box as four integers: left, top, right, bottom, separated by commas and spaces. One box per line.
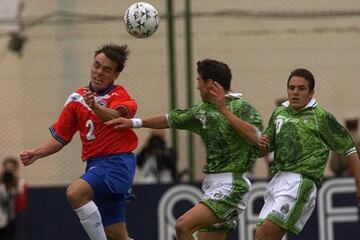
345, 118, 358, 130
95, 43, 129, 73
196, 59, 232, 91
148, 135, 165, 150
2, 157, 18, 169
287, 68, 315, 91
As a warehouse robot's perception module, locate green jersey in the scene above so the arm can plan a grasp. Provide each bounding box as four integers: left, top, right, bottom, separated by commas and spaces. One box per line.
168, 93, 263, 173
265, 98, 357, 187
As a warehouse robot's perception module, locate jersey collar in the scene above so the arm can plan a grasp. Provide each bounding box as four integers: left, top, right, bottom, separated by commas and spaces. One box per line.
282, 98, 318, 109
89, 83, 115, 96
225, 92, 242, 99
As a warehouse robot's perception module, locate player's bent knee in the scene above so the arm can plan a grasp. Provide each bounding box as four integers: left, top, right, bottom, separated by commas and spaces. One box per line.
66, 185, 75, 201
255, 222, 286, 240
175, 217, 190, 237
175, 218, 184, 234
255, 230, 265, 240
66, 186, 90, 208
66, 185, 80, 201
66, 188, 79, 208
66, 180, 93, 208
255, 225, 270, 240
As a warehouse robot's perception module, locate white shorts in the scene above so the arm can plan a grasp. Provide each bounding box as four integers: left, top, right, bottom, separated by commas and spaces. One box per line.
200, 172, 251, 232
258, 172, 317, 235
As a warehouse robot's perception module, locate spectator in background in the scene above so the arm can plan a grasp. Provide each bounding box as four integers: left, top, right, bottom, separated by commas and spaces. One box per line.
136, 130, 178, 184
1, 157, 29, 240
0, 162, 18, 239
329, 117, 360, 176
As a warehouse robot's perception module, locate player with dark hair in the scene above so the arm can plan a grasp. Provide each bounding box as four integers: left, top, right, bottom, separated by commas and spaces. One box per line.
256, 68, 360, 240
106, 58, 263, 240
20, 43, 137, 240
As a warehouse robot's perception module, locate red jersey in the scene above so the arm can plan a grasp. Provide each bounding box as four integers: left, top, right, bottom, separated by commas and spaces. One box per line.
50, 84, 138, 161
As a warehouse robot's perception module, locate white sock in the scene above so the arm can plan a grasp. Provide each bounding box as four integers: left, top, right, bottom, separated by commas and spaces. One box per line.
74, 201, 107, 240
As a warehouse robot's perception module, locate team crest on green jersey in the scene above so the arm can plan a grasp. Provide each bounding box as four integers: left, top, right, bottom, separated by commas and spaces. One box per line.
195, 110, 207, 129
304, 115, 309, 123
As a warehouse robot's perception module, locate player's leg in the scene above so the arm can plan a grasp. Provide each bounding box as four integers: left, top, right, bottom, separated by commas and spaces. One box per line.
197, 230, 227, 240
105, 223, 133, 240
196, 217, 238, 240
98, 195, 134, 240
67, 178, 93, 208
256, 172, 317, 240
67, 178, 107, 240
175, 202, 220, 240
255, 220, 286, 240
176, 172, 251, 240
95, 153, 137, 240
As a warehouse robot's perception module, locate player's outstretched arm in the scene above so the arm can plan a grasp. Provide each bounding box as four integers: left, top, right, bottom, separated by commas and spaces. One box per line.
105, 117, 133, 129
105, 114, 169, 129
346, 152, 360, 204
19, 138, 64, 166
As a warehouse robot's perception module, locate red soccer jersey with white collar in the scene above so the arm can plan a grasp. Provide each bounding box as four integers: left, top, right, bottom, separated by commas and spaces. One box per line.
50, 84, 138, 161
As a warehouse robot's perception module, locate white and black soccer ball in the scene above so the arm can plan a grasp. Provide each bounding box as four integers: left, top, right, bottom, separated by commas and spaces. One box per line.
124, 2, 160, 38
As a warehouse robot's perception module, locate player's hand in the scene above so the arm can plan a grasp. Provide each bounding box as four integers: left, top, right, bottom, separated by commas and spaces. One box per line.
208, 80, 226, 112
257, 135, 269, 157
19, 150, 38, 166
105, 117, 133, 129
83, 89, 97, 109
257, 135, 269, 149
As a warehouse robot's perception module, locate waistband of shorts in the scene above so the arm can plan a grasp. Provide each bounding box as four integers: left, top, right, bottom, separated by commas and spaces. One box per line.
274, 171, 301, 178
274, 171, 315, 184
204, 172, 251, 186
86, 152, 135, 163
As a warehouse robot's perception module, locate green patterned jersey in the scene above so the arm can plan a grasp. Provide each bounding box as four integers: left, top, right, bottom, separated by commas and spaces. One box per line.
168, 93, 263, 173
265, 98, 357, 187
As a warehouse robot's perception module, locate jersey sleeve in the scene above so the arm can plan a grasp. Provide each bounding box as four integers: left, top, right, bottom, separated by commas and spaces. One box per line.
114, 100, 137, 118
108, 87, 137, 118
234, 100, 263, 132
168, 107, 201, 133
264, 110, 277, 153
320, 111, 356, 156
50, 102, 78, 145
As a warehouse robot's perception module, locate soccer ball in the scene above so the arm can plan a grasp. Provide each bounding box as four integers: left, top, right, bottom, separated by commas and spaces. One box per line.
124, 2, 160, 38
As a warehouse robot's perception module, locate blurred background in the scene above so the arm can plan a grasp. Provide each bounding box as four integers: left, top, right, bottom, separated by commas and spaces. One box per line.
0, 0, 359, 186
